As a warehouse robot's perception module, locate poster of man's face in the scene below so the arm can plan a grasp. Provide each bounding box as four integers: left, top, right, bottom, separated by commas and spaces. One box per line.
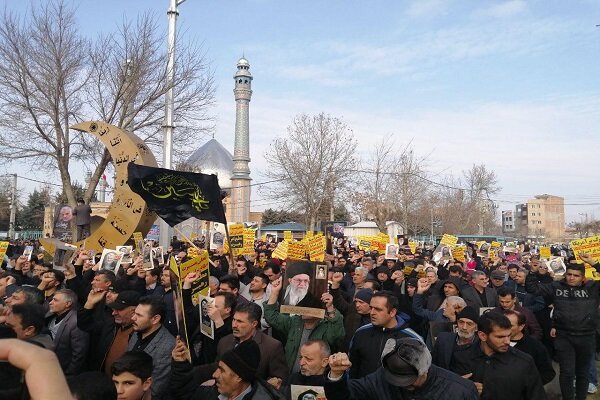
53, 205, 74, 243
117, 246, 133, 264
99, 249, 122, 272
547, 257, 566, 275
151, 246, 164, 267
281, 261, 328, 317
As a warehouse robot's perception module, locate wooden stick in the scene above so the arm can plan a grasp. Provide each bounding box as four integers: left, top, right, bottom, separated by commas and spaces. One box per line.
173, 226, 217, 268
223, 224, 238, 277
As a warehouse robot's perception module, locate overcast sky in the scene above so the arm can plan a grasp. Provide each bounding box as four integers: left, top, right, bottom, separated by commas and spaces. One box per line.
4, 0, 600, 224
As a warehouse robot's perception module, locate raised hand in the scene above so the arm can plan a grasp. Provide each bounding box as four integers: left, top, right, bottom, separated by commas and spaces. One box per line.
328, 352, 352, 379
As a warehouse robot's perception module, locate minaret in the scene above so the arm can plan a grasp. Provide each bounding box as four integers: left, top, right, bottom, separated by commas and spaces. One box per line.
230, 57, 253, 223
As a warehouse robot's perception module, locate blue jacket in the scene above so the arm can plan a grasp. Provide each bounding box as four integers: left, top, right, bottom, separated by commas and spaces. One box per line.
348, 315, 422, 378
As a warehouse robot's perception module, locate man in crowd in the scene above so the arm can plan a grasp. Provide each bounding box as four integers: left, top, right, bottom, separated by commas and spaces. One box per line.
5, 303, 53, 349
324, 337, 478, 400
494, 286, 542, 339
330, 270, 373, 351
171, 338, 284, 400
503, 309, 555, 385
192, 302, 288, 388
103, 290, 140, 375
265, 276, 344, 375
526, 254, 600, 400
432, 306, 479, 370
279, 340, 330, 399
112, 351, 154, 400
348, 291, 423, 378
47, 288, 89, 376
451, 311, 547, 399
128, 296, 175, 400
461, 270, 497, 313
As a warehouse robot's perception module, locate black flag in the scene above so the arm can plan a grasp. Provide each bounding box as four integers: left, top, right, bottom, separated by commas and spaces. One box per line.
128, 163, 226, 227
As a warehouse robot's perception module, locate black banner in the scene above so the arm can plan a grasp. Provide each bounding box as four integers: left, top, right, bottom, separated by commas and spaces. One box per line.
128, 163, 226, 227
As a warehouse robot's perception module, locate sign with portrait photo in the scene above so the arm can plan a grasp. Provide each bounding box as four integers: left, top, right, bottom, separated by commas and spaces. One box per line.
52, 204, 74, 242
290, 385, 325, 400
546, 256, 566, 276
280, 260, 327, 319
98, 248, 123, 273
116, 245, 134, 264
198, 294, 215, 339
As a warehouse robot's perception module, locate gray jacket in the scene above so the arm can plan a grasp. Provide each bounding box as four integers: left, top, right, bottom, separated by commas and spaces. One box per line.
49, 309, 89, 376
128, 325, 175, 400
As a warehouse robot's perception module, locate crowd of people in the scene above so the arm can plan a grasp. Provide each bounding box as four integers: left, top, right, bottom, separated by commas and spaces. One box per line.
0, 236, 599, 400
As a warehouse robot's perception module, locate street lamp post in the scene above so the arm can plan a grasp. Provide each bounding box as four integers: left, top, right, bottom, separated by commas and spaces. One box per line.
159, 0, 187, 249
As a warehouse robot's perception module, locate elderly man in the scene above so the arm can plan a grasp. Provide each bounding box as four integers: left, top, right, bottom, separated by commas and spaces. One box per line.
265, 276, 344, 374
171, 339, 284, 400
47, 288, 89, 376
281, 340, 331, 398
324, 337, 478, 400
432, 306, 480, 371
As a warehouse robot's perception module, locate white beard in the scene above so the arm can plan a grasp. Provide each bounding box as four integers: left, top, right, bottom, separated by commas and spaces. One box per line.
286, 285, 309, 306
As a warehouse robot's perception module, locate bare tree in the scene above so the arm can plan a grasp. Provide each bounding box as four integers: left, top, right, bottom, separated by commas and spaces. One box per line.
462, 164, 501, 234
263, 113, 357, 231
351, 138, 429, 233
0, 2, 215, 207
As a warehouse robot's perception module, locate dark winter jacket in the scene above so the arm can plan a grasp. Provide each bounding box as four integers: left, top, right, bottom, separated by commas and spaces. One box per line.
512, 333, 556, 384
526, 264, 600, 335
330, 286, 371, 351
348, 315, 423, 378
171, 360, 286, 400
452, 342, 547, 400
325, 365, 479, 400
76, 299, 117, 371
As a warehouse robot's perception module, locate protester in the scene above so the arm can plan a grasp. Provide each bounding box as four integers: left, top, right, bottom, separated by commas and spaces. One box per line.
526, 254, 600, 400
264, 276, 344, 373
432, 306, 479, 370
503, 309, 556, 385
324, 337, 479, 400
171, 338, 285, 400
47, 288, 89, 376
451, 311, 547, 399
348, 291, 423, 378
128, 296, 175, 400
111, 351, 154, 400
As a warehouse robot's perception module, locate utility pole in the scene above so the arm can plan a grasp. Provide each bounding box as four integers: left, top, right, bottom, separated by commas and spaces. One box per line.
430, 208, 434, 244
8, 174, 17, 239
160, 0, 187, 248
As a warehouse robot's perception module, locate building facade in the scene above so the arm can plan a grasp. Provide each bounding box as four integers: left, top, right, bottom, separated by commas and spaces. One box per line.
501, 210, 515, 233
526, 194, 565, 241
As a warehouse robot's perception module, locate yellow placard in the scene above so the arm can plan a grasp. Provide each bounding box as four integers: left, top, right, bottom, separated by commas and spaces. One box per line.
408, 241, 417, 254
0, 241, 9, 260
440, 234, 458, 247
242, 228, 256, 256
272, 240, 289, 260
358, 237, 371, 251
489, 250, 496, 259
539, 247, 551, 259
288, 241, 306, 260
283, 231, 293, 241
179, 252, 210, 303
453, 246, 466, 262
229, 224, 244, 236
305, 231, 313, 239
570, 236, 600, 263
169, 256, 179, 277
491, 241, 502, 249
308, 235, 326, 262
187, 247, 201, 258
133, 232, 144, 250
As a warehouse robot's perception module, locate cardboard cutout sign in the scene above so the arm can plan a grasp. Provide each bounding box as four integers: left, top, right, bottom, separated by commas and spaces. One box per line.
280, 260, 327, 318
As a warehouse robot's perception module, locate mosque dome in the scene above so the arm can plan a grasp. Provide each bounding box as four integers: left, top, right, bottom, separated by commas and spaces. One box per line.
185, 138, 233, 190
237, 57, 249, 67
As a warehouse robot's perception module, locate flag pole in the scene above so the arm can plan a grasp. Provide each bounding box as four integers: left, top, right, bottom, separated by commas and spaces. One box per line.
173, 225, 218, 268
223, 224, 238, 277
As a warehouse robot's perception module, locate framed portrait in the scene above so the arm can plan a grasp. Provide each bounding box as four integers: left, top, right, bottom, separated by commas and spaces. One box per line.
280, 260, 327, 319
